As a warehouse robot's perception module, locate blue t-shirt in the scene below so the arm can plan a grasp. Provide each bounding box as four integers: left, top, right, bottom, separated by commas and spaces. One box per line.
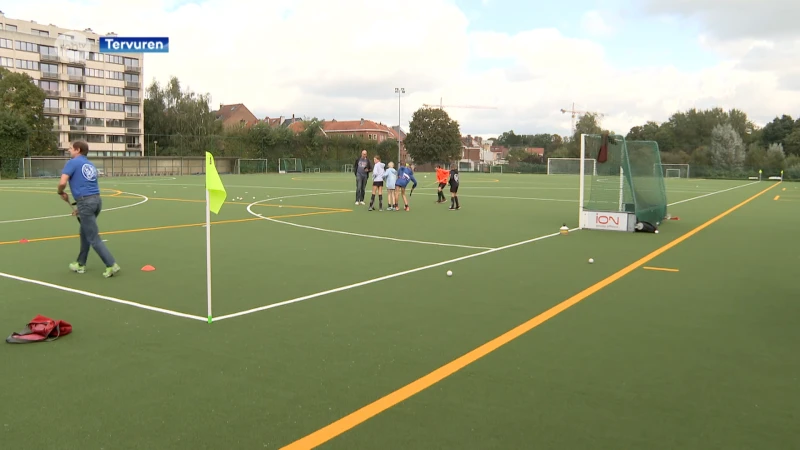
62, 155, 100, 199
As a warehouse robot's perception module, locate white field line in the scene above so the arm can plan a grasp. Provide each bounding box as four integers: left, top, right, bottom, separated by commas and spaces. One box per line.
667, 180, 759, 206
217, 179, 763, 322
246, 193, 494, 250
0, 191, 149, 225
212, 228, 577, 322
0, 271, 205, 321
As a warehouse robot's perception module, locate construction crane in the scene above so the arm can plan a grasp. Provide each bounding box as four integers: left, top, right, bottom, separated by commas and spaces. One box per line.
560, 102, 605, 134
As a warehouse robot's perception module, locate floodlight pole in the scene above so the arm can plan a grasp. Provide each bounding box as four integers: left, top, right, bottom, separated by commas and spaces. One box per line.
395, 87, 404, 164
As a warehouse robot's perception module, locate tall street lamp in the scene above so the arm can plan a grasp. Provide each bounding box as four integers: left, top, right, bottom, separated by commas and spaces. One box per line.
394, 87, 404, 164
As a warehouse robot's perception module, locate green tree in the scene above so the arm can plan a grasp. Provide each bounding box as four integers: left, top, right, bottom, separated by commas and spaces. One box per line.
0, 67, 57, 155
0, 109, 31, 178
143, 76, 222, 156
404, 107, 462, 165
763, 142, 786, 172
709, 123, 745, 170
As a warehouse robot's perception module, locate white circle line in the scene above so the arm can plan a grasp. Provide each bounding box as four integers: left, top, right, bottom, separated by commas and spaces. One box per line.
0, 191, 149, 225
244, 191, 493, 250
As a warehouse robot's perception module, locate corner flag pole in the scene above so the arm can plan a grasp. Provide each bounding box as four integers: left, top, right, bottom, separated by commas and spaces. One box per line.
205, 152, 227, 324
206, 187, 212, 323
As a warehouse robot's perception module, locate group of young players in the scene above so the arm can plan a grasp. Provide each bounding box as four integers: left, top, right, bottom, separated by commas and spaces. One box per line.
353, 149, 460, 211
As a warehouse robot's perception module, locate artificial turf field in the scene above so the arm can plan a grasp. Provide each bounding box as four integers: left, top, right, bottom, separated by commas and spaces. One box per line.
0, 172, 798, 449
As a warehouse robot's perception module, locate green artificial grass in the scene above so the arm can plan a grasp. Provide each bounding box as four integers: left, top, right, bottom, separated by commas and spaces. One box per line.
0, 174, 797, 449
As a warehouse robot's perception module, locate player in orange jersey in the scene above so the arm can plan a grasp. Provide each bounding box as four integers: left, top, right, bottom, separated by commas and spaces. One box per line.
435, 164, 450, 203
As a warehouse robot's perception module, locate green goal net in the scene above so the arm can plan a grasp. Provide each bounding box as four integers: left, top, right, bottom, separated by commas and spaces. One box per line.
579, 134, 667, 230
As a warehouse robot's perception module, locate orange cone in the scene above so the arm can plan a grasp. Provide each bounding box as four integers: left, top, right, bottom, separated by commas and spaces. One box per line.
141, 265, 155, 271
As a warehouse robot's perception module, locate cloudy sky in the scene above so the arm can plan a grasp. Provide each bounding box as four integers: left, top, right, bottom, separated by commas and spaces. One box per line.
5, 0, 799, 138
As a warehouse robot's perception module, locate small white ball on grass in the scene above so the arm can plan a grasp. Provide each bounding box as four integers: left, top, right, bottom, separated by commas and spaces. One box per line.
446, 270, 452, 276
655, 230, 659, 234
588, 258, 594, 264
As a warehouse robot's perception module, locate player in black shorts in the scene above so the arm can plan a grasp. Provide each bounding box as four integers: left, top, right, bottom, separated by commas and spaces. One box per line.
448, 164, 460, 210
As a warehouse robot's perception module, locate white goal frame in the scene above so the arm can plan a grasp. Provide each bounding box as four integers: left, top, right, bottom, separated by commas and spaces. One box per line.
547, 157, 597, 176
660, 163, 690, 178
489, 164, 503, 174
342, 164, 353, 173
578, 134, 635, 232
278, 158, 302, 174
235, 158, 268, 174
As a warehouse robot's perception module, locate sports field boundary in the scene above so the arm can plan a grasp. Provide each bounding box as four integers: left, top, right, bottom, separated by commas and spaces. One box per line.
0, 271, 205, 321
278, 180, 781, 449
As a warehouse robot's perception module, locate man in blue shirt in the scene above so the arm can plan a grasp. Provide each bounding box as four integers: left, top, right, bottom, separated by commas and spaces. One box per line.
57, 140, 120, 278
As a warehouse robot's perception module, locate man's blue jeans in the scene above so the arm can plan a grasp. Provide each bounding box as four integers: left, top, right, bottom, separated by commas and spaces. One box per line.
76, 194, 116, 267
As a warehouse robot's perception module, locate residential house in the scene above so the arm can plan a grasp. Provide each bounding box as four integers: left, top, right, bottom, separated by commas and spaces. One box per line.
491, 145, 510, 164
459, 135, 482, 171
262, 114, 303, 128
213, 103, 259, 129
289, 118, 409, 163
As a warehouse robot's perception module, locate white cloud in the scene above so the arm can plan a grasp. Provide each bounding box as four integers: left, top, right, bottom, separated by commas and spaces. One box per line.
3, 0, 799, 139
580, 11, 617, 38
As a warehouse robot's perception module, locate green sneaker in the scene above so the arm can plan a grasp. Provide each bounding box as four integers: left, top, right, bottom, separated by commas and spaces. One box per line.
68, 262, 86, 274
103, 263, 121, 278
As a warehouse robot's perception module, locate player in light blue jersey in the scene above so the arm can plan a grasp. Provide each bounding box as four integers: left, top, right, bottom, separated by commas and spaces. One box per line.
395, 161, 418, 211
384, 162, 398, 210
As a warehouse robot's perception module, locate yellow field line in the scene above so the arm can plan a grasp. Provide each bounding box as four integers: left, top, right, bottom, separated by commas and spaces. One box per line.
279, 181, 781, 450
642, 266, 679, 273
0, 188, 123, 197
774, 195, 780, 200
0, 210, 349, 246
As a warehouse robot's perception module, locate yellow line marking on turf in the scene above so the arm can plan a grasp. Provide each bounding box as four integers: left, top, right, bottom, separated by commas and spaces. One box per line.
280, 181, 781, 450
774, 195, 780, 200
0, 210, 349, 246
642, 266, 679, 272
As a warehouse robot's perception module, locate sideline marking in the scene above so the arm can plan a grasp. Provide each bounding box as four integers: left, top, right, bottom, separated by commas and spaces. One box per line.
0, 191, 149, 225
212, 228, 575, 322
0, 210, 347, 246
0, 271, 205, 321
247, 196, 493, 250
642, 266, 679, 272
279, 181, 780, 450
666, 181, 758, 206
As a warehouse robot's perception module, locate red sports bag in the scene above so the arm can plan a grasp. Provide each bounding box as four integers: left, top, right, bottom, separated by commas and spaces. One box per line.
5, 315, 72, 344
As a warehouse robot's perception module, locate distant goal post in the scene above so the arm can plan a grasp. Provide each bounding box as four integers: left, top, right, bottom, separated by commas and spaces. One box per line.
660, 163, 690, 178
547, 157, 597, 176
278, 158, 303, 174
235, 158, 268, 174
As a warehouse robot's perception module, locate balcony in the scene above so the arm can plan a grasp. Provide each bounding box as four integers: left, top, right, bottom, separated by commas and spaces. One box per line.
125, 127, 141, 134
43, 107, 60, 114
124, 65, 140, 73
41, 54, 60, 62
126, 143, 142, 150
69, 75, 86, 83
44, 89, 60, 97
124, 96, 140, 104
124, 80, 140, 88
68, 91, 85, 99
67, 109, 86, 116
69, 125, 86, 131
41, 71, 59, 80
125, 112, 141, 119
65, 58, 86, 66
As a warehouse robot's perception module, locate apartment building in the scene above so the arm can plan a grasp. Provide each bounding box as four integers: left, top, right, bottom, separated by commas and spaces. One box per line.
0, 12, 143, 157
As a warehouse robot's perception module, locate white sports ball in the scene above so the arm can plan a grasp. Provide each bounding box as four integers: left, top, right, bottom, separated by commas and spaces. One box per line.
446, 270, 452, 276
655, 230, 659, 234
588, 258, 594, 264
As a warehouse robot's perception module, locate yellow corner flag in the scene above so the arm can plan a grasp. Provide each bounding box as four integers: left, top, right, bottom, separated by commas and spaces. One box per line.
205, 152, 226, 214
